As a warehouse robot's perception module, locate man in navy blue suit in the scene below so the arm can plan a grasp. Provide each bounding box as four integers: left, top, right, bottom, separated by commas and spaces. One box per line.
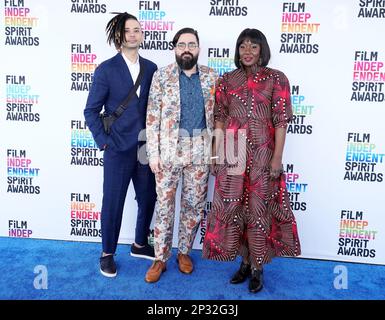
84, 12, 157, 278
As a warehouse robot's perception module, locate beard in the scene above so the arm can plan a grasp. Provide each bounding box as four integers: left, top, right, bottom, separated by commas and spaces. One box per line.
175, 52, 198, 70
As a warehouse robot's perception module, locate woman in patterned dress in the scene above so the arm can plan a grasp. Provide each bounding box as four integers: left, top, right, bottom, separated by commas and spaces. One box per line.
202, 29, 301, 293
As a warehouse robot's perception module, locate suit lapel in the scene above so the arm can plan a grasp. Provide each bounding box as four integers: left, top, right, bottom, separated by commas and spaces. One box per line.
170, 62, 181, 112
199, 65, 210, 103
170, 62, 180, 92
198, 65, 213, 131
138, 56, 146, 98
161, 63, 181, 134
115, 53, 134, 89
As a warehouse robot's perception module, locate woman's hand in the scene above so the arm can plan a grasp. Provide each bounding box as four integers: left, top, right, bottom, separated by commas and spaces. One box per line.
269, 156, 283, 179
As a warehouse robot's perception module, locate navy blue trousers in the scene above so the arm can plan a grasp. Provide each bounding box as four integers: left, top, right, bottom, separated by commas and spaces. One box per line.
101, 147, 156, 254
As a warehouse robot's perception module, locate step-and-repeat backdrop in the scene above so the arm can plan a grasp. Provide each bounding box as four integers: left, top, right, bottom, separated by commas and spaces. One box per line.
1, 0, 384, 265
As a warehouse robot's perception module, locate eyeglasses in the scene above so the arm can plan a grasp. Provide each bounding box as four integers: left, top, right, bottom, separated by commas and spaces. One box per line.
176, 42, 198, 50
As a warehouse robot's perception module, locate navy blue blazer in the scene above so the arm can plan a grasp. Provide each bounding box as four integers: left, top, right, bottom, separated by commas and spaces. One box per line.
84, 53, 157, 152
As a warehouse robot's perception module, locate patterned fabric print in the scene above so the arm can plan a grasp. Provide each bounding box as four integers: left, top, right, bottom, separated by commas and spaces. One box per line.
154, 137, 209, 262
179, 71, 206, 136
146, 63, 218, 166
202, 66, 301, 267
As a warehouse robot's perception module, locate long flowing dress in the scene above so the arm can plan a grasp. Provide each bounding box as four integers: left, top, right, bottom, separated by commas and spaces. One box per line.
202, 65, 301, 267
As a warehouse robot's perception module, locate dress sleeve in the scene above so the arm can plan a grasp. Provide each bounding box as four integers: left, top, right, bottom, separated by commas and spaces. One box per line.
214, 75, 229, 123
272, 71, 293, 128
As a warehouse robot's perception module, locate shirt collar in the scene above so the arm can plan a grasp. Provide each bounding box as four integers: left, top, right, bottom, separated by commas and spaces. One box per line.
178, 64, 200, 77
121, 52, 139, 67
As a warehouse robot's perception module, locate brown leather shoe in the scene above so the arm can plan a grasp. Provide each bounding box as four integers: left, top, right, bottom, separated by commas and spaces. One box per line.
145, 260, 166, 283
177, 253, 193, 274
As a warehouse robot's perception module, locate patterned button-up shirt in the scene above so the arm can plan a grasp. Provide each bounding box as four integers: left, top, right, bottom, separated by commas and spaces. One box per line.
179, 70, 206, 136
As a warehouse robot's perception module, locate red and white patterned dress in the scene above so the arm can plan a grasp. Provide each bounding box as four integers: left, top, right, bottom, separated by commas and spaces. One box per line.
202, 65, 301, 267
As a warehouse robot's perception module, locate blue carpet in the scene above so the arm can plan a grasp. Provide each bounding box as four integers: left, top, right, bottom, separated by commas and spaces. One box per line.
1, 237, 384, 300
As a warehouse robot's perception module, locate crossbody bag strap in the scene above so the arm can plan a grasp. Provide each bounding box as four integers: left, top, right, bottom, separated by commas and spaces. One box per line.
111, 59, 145, 119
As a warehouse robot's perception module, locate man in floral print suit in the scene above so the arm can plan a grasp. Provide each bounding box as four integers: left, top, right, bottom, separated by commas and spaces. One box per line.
145, 27, 218, 283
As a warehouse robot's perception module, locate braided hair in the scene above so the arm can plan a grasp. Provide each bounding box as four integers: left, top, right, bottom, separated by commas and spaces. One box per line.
105, 12, 139, 50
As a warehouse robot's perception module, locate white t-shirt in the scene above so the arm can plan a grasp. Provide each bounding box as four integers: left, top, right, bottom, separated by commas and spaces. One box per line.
121, 52, 140, 97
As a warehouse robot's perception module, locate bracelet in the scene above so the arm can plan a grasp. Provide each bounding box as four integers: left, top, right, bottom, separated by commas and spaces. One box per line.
210, 156, 219, 160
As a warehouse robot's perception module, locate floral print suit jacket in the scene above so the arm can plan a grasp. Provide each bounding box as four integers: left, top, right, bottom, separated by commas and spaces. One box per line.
146, 63, 218, 165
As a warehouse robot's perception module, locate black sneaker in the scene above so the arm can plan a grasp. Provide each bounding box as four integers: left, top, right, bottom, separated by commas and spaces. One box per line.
130, 243, 155, 260
99, 255, 117, 278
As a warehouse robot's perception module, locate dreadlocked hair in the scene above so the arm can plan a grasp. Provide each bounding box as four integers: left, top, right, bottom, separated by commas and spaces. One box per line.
105, 12, 139, 50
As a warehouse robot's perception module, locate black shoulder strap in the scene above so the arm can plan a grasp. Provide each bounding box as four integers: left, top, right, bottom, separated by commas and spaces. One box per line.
111, 59, 145, 120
